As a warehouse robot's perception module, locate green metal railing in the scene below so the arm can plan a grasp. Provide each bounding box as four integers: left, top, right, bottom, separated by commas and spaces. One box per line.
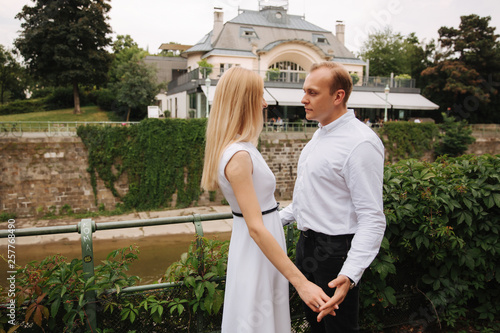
0, 121, 140, 137
0, 213, 295, 331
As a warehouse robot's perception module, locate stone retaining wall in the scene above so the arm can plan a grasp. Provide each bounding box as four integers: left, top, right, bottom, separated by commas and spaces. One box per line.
0, 131, 498, 218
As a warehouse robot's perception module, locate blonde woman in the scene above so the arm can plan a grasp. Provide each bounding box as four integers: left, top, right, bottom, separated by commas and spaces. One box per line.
202, 67, 332, 332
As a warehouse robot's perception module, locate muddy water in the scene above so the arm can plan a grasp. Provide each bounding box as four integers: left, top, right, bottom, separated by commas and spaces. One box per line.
0, 232, 231, 288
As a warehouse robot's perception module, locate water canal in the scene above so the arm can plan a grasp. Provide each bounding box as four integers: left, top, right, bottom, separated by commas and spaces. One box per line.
0, 232, 231, 288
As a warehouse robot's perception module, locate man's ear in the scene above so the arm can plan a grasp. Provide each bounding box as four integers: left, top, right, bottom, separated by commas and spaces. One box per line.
334, 89, 346, 105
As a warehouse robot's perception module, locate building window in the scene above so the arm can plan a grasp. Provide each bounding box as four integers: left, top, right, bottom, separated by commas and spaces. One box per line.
240, 27, 258, 38
268, 61, 306, 83
219, 63, 234, 75
313, 33, 329, 44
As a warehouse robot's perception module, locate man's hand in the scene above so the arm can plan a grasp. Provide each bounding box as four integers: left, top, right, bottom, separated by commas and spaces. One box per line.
317, 275, 352, 322
295, 279, 333, 313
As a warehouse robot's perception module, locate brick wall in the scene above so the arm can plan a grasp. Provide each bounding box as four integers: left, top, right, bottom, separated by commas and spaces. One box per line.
1, 131, 498, 218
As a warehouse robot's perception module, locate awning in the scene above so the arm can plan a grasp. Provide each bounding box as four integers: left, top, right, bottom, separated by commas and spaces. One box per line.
348, 91, 388, 109
201, 86, 275, 105
202, 86, 439, 110
264, 88, 304, 106
374, 92, 439, 110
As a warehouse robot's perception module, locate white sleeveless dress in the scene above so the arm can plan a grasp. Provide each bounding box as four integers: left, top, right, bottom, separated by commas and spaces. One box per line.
218, 142, 291, 333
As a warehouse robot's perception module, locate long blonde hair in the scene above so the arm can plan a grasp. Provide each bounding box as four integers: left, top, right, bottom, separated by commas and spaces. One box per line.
201, 67, 264, 190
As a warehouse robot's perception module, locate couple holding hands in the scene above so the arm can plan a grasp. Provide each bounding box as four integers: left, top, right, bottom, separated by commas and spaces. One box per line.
201, 62, 386, 333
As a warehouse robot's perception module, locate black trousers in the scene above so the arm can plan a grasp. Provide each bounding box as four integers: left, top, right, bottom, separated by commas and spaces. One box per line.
296, 230, 360, 333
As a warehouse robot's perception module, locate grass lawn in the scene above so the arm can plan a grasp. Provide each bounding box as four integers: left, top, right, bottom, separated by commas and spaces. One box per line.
0, 105, 122, 122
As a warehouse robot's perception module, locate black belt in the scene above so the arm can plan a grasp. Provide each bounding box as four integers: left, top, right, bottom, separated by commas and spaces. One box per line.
302, 230, 354, 243
232, 203, 279, 218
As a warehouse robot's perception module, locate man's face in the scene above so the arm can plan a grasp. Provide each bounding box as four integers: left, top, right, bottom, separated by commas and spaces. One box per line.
301, 67, 342, 126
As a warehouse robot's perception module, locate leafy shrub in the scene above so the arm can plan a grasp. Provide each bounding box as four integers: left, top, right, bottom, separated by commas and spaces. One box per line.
44, 86, 91, 110
379, 121, 439, 162
434, 113, 476, 158
0, 212, 16, 222
0, 246, 140, 332
89, 88, 117, 111
0, 98, 46, 115
380, 154, 500, 329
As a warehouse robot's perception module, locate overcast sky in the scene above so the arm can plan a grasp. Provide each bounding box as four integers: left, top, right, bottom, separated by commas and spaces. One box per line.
1, 0, 499, 55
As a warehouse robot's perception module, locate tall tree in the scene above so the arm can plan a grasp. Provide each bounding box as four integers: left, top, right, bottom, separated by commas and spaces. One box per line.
359, 27, 406, 77
15, 0, 113, 114
422, 15, 500, 123
0, 45, 26, 104
113, 57, 160, 121
359, 27, 433, 85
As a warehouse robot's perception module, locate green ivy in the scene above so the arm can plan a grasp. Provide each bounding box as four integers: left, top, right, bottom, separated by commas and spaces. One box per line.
379, 121, 439, 162
77, 118, 207, 210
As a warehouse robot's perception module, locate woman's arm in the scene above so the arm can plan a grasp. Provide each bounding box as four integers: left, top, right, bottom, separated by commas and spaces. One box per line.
225, 151, 333, 313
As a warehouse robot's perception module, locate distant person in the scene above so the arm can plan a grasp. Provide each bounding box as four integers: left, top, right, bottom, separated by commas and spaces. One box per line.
276, 116, 284, 131
201, 67, 331, 332
280, 62, 386, 332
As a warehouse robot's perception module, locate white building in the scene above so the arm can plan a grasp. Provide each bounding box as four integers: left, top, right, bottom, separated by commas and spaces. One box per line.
165, 0, 438, 121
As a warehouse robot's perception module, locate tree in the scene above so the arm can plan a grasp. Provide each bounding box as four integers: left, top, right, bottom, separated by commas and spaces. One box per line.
113, 55, 160, 121
422, 15, 500, 123
0, 45, 26, 104
15, 0, 113, 114
197, 59, 213, 78
434, 113, 476, 157
359, 27, 434, 87
108, 35, 149, 85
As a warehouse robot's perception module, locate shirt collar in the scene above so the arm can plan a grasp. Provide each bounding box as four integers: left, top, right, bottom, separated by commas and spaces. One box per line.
318, 110, 355, 133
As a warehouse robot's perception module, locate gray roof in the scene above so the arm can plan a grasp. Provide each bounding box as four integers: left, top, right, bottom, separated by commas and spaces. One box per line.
229, 8, 327, 31
202, 49, 257, 59
185, 32, 213, 53
333, 57, 367, 65
185, 8, 357, 60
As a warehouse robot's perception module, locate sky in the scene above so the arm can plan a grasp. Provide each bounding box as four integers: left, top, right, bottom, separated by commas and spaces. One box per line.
1, 0, 499, 56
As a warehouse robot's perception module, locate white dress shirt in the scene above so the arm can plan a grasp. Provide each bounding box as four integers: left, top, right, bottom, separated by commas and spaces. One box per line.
280, 110, 386, 284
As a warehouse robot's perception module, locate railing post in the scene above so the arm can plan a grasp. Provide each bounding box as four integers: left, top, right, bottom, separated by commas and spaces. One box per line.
192, 214, 205, 333
192, 214, 204, 274
286, 224, 295, 251
78, 218, 97, 331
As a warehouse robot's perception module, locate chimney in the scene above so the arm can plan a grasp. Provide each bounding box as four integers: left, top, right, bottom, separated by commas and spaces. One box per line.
212, 7, 224, 44
336, 20, 345, 45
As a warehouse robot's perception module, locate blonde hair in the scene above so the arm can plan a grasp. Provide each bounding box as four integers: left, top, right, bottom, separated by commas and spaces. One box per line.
310, 62, 353, 105
201, 67, 264, 190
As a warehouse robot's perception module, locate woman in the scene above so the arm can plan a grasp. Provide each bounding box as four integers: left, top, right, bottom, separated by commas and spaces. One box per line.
201, 67, 331, 332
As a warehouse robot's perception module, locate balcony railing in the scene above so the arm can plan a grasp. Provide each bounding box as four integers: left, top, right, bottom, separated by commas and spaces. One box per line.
168, 67, 417, 91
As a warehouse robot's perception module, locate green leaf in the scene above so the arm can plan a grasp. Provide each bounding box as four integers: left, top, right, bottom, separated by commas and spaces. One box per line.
195, 283, 205, 300
492, 193, 500, 208
50, 297, 61, 318
204, 281, 216, 297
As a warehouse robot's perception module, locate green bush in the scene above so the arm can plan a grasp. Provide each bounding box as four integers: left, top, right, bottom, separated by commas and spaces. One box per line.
0, 98, 47, 115
379, 121, 439, 162
1, 246, 140, 332
434, 113, 476, 158
44, 86, 91, 110
379, 154, 500, 330
89, 88, 117, 111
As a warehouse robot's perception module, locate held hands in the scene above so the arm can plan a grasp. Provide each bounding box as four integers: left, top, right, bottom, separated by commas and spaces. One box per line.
295, 279, 336, 314
317, 274, 351, 322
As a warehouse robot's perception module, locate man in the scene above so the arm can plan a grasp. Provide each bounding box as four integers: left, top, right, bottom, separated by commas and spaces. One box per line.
280, 62, 386, 332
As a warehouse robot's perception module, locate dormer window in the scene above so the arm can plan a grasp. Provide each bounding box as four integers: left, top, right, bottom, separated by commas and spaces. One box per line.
313, 34, 329, 44
240, 27, 258, 38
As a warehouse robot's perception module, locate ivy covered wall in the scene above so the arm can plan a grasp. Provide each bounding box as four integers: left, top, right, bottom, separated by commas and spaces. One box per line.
77, 118, 207, 211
